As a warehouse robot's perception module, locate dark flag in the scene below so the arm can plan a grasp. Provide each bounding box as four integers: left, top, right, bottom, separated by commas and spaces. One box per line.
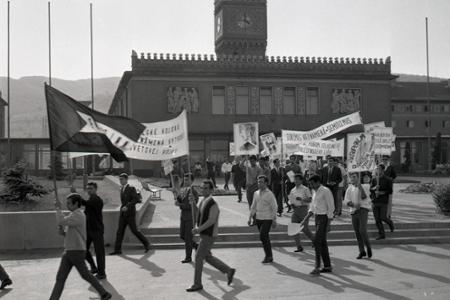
44, 84, 145, 162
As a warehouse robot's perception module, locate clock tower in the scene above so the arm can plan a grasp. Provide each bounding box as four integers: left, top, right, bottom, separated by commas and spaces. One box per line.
214, 0, 267, 56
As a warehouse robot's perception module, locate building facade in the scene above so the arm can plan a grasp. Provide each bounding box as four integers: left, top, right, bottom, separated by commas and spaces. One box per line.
391, 80, 450, 171
108, 0, 394, 176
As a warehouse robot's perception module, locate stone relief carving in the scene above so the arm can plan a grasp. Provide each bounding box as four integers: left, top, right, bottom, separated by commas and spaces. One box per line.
226, 86, 236, 114
167, 87, 199, 113
274, 87, 283, 114
331, 88, 361, 114
297, 87, 306, 115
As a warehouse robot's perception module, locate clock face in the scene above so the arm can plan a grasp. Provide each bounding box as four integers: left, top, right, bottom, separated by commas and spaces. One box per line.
237, 13, 251, 29
217, 16, 222, 34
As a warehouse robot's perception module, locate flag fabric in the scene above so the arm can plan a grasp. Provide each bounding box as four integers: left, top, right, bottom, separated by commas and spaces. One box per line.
45, 84, 145, 162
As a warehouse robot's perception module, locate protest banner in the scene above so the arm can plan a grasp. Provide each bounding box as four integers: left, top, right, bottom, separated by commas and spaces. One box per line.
282, 111, 362, 144
233, 122, 259, 155
364, 121, 386, 133
370, 127, 395, 155
260, 133, 281, 157
285, 139, 345, 157
347, 133, 378, 172
229, 142, 235, 156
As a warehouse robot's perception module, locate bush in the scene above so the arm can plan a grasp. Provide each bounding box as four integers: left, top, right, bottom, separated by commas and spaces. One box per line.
1, 160, 49, 203
48, 153, 65, 180
399, 182, 437, 193
432, 184, 450, 214
432, 164, 450, 175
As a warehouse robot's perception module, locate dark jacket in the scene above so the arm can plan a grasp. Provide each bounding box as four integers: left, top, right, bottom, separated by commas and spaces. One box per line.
231, 164, 246, 183
197, 198, 217, 237
177, 186, 199, 221
321, 166, 342, 189
370, 176, 393, 205
270, 167, 284, 191
82, 195, 104, 233
120, 184, 139, 217
384, 165, 397, 181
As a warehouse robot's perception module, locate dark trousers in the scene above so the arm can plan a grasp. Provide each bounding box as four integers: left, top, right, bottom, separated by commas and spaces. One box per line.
351, 208, 371, 253
194, 235, 231, 286
0, 264, 9, 281
224, 172, 231, 190
314, 215, 331, 269
180, 219, 196, 259
292, 206, 314, 247
256, 219, 273, 259
273, 185, 283, 214
233, 180, 244, 201
326, 185, 339, 215
207, 172, 216, 187
114, 212, 149, 252
246, 184, 258, 209
50, 250, 107, 300
372, 203, 394, 237
284, 182, 294, 210
85, 230, 106, 276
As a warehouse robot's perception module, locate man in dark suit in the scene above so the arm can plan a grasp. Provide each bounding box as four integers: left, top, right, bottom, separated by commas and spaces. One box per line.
270, 159, 284, 216
83, 182, 106, 279
320, 157, 342, 216
382, 155, 397, 218
110, 173, 150, 255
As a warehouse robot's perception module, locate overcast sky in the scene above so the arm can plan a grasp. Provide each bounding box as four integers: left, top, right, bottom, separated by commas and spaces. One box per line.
0, 0, 449, 80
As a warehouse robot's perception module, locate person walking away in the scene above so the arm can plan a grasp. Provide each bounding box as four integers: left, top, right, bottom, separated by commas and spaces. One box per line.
289, 174, 314, 252
248, 175, 278, 263
50, 193, 111, 300
320, 157, 342, 217
221, 160, 232, 191
231, 158, 246, 202
0, 265, 12, 290
370, 164, 395, 240
186, 181, 236, 292
245, 155, 263, 211
206, 158, 217, 189
382, 155, 396, 218
336, 159, 347, 216
110, 173, 150, 255
175, 173, 199, 263
344, 173, 372, 259
300, 175, 334, 276
270, 159, 285, 216
82, 182, 106, 279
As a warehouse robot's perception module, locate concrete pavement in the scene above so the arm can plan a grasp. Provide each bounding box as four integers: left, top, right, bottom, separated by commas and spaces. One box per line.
1, 244, 450, 299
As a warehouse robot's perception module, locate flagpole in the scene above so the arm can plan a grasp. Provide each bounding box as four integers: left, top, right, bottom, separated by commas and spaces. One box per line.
7, 1, 11, 167
425, 17, 432, 172
89, 2, 96, 175
47, 1, 59, 205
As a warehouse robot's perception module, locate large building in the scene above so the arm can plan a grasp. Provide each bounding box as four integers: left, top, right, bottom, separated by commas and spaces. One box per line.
108, 0, 394, 176
391, 80, 450, 171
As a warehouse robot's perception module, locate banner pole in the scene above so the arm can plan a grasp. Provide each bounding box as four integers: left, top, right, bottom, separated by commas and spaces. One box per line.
6, 1, 11, 167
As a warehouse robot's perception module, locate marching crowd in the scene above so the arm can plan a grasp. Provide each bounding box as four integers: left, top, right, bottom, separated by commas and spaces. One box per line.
0, 155, 398, 298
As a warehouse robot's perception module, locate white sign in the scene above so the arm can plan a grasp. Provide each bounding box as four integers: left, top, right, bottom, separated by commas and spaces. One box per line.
233, 122, 259, 155
162, 160, 174, 175
371, 127, 395, 155
229, 142, 235, 156
126, 110, 189, 161
364, 121, 386, 133
260, 133, 280, 157
347, 133, 377, 172
282, 111, 362, 144
287, 139, 345, 157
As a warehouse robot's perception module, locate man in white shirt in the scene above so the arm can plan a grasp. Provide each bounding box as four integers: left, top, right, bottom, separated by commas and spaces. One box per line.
249, 175, 278, 264
221, 160, 233, 190
344, 172, 372, 259
289, 174, 314, 252
300, 175, 334, 276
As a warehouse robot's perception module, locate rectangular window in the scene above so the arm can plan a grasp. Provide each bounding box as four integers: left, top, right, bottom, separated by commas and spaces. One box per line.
442, 104, 450, 113
260, 87, 272, 115
283, 88, 295, 115
236, 87, 249, 115
212, 87, 225, 115
391, 120, 397, 128
415, 104, 423, 113
406, 120, 415, 128
391, 105, 395, 112
425, 120, 431, 128
442, 120, 450, 128
432, 105, 441, 113
306, 87, 319, 115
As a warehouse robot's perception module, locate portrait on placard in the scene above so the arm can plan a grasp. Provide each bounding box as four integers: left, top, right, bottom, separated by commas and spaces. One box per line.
233, 122, 259, 155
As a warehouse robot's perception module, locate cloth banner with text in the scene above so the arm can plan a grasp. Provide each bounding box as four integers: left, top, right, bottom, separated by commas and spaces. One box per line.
364, 122, 396, 154
282, 111, 362, 144
285, 139, 345, 158
347, 133, 377, 172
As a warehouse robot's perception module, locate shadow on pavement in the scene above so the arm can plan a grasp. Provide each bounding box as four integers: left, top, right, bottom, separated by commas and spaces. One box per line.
120, 250, 166, 277
0, 288, 12, 298
88, 279, 125, 300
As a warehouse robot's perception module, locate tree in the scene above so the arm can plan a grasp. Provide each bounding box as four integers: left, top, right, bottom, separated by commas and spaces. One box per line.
1, 160, 48, 202
403, 142, 412, 172
432, 132, 442, 170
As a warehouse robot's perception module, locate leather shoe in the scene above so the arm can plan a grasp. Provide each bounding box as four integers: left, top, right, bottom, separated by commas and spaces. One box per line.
227, 268, 236, 286
144, 245, 151, 253
262, 257, 273, 264
367, 248, 373, 258
181, 258, 192, 264
96, 274, 107, 280
310, 268, 320, 276
186, 285, 203, 292
320, 267, 332, 273
109, 251, 122, 255
375, 235, 385, 240
101, 292, 112, 300
294, 246, 304, 253
357, 252, 367, 259
0, 278, 12, 290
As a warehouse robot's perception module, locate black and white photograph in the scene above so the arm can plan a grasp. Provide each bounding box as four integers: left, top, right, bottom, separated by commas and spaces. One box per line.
0, 0, 450, 299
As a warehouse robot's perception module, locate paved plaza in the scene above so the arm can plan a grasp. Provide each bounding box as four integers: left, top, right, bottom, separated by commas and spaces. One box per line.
1, 244, 450, 300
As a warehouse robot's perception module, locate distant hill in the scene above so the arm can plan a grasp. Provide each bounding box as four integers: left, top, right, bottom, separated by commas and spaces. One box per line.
0, 73, 447, 138
0, 76, 120, 138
